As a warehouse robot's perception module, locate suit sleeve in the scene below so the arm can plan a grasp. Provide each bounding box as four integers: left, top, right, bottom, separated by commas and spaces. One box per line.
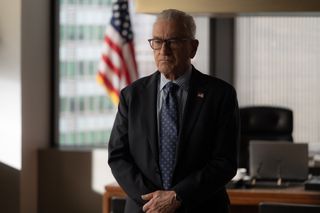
108, 90, 158, 206
173, 86, 240, 208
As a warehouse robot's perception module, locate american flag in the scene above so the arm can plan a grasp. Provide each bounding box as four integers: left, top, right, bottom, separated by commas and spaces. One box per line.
97, 0, 138, 106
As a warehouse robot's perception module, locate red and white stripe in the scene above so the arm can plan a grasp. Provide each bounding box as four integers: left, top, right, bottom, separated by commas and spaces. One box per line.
97, 21, 138, 105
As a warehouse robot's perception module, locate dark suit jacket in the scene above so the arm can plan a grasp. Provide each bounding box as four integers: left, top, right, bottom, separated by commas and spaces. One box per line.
108, 67, 239, 213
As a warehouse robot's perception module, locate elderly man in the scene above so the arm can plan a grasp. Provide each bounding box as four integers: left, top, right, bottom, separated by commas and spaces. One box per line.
108, 9, 239, 213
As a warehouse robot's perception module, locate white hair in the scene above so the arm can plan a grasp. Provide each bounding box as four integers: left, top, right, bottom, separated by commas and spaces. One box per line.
155, 9, 196, 39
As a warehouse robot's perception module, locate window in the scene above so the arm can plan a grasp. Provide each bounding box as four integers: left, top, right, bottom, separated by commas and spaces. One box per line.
57, 0, 118, 147
235, 16, 320, 145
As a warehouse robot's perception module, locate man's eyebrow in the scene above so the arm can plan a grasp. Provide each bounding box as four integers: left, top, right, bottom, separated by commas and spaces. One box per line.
151, 36, 182, 40
151, 36, 162, 39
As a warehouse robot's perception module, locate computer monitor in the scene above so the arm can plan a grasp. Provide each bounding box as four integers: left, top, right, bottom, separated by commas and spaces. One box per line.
249, 141, 309, 181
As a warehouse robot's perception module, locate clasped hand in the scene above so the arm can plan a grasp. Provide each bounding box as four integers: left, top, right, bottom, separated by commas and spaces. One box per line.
141, 190, 181, 213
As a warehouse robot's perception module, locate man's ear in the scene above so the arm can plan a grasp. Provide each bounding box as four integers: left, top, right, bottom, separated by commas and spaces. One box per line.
189, 39, 199, 59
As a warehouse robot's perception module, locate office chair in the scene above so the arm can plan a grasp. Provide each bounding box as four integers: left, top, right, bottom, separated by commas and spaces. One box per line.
259, 202, 320, 213
238, 106, 293, 170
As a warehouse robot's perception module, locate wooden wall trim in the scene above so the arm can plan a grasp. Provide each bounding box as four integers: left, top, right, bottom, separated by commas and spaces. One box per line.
135, 0, 320, 14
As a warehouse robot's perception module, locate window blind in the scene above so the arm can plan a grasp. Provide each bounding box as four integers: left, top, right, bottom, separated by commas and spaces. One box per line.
235, 16, 320, 145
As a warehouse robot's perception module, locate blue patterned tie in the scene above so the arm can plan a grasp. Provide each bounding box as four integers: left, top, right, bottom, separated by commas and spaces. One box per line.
159, 82, 179, 189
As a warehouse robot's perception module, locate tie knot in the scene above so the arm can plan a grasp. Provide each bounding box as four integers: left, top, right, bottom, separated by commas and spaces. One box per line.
164, 82, 179, 93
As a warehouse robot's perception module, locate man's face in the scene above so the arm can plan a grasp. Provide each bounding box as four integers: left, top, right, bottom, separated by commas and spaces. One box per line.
151, 20, 198, 79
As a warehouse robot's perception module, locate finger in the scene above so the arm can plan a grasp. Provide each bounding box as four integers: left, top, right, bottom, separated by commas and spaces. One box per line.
141, 192, 154, 200
142, 199, 152, 212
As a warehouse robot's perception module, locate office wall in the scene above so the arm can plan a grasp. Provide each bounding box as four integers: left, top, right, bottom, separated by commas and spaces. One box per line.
135, 0, 320, 14
0, 1, 21, 213
0, 1, 116, 212
38, 150, 101, 213
38, 149, 115, 213
20, 0, 51, 212
0, 0, 21, 171
0, 0, 51, 211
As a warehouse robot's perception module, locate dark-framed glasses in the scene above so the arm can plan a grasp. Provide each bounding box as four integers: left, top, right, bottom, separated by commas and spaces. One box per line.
147, 38, 191, 50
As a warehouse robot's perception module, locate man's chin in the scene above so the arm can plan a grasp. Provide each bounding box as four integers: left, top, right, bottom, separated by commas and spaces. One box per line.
159, 68, 172, 76
158, 66, 172, 74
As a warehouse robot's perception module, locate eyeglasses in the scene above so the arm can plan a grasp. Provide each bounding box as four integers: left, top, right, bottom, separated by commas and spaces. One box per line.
147, 38, 191, 50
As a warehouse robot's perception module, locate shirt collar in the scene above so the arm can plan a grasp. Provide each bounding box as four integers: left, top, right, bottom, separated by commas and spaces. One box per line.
160, 65, 192, 92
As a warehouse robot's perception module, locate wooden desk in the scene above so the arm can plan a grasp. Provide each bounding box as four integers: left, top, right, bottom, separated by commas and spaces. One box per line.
103, 183, 320, 213
103, 183, 126, 213
228, 186, 320, 213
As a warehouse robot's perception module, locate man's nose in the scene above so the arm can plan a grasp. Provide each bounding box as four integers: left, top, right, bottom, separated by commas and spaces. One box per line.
160, 41, 171, 54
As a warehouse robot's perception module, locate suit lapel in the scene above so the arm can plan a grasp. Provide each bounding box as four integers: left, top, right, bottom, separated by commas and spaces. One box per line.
176, 69, 206, 164
141, 72, 160, 168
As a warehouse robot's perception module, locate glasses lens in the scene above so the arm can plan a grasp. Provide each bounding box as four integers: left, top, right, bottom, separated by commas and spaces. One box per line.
151, 39, 163, 49
149, 38, 189, 50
